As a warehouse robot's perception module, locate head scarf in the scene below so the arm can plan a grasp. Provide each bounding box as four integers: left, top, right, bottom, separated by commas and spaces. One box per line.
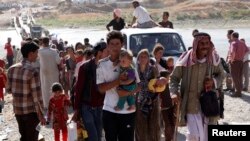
114, 9, 122, 18
176, 32, 220, 67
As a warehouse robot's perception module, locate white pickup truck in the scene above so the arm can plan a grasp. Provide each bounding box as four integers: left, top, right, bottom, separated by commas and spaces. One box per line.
121, 27, 186, 62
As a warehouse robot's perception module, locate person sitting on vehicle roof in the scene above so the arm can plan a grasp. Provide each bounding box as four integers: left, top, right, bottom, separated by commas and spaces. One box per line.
106, 9, 125, 31
159, 11, 174, 29
130, 0, 159, 28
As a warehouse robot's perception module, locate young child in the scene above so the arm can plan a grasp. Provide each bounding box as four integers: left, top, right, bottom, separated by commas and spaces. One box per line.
47, 82, 71, 141
200, 77, 220, 139
200, 77, 220, 122
115, 50, 136, 111
159, 70, 177, 141
166, 57, 174, 73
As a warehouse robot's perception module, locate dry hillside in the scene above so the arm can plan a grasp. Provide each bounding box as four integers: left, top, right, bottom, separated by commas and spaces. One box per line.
1, 0, 250, 28
164, 0, 250, 20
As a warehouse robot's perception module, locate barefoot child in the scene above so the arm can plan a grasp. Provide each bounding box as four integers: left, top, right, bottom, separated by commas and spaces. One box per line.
47, 82, 71, 141
115, 50, 136, 111
160, 70, 176, 141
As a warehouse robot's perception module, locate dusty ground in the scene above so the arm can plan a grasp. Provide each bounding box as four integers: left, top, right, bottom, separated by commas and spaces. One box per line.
1, 87, 250, 141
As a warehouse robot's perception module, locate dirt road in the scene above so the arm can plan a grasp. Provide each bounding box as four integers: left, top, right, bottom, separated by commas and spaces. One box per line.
1, 89, 250, 140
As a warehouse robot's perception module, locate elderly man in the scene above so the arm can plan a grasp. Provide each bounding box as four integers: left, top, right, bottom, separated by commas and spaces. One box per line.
131, 0, 158, 28
170, 33, 225, 141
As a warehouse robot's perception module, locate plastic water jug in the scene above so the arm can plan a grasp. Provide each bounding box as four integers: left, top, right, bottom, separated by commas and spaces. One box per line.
67, 121, 77, 141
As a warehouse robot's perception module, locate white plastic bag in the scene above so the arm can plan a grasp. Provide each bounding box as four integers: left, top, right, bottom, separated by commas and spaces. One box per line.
67, 121, 77, 141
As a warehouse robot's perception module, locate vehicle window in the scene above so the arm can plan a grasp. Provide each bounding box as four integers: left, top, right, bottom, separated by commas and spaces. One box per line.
32, 27, 41, 30
129, 33, 186, 57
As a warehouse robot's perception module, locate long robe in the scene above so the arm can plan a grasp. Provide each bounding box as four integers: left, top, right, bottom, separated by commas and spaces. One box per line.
38, 47, 60, 108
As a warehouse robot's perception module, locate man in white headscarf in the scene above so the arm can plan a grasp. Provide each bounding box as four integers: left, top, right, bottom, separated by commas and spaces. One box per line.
131, 0, 158, 28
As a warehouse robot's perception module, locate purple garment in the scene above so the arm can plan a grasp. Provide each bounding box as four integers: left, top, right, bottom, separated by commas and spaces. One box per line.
126, 68, 136, 80
119, 67, 136, 92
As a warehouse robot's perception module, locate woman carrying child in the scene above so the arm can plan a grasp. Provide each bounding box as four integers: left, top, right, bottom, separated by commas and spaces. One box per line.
135, 49, 167, 141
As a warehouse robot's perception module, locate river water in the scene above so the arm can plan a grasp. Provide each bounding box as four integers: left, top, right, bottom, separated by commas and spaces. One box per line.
1, 28, 250, 59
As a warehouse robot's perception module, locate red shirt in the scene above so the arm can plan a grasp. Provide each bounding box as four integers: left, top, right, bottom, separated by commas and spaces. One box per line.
47, 94, 70, 130
4, 43, 14, 56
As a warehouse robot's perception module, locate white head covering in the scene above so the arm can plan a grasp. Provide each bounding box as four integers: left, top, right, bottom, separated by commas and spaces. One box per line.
114, 9, 122, 18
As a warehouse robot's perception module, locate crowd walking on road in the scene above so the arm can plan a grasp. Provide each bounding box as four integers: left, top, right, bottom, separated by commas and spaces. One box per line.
1, 1, 250, 141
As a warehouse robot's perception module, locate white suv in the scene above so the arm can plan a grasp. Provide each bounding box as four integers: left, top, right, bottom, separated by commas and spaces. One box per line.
121, 27, 186, 62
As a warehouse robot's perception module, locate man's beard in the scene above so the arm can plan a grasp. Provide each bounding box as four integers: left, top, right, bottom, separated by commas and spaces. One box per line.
197, 49, 208, 59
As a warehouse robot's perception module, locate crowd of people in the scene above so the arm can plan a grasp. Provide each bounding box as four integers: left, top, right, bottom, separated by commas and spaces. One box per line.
0, 1, 249, 141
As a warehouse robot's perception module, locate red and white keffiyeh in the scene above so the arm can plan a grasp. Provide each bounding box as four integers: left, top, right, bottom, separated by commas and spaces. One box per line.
176, 33, 220, 67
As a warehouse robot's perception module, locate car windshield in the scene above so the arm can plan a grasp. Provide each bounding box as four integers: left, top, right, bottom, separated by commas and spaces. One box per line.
128, 33, 186, 57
